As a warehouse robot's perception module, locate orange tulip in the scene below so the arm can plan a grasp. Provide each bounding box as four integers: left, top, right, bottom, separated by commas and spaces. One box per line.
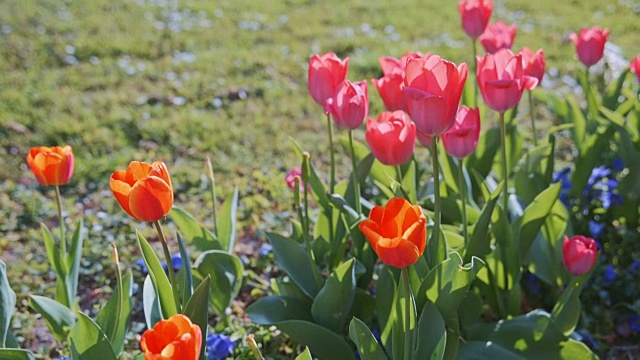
359, 198, 427, 268
110, 161, 173, 222
26, 146, 74, 186
140, 314, 202, 360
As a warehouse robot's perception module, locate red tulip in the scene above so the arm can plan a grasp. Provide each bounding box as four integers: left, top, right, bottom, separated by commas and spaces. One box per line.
308, 52, 349, 109
359, 197, 427, 268
365, 110, 416, 166
373, 52, 426, 111
140, 314, 202, 360
562, 235, 597, 276
458, 0, 494, 39
569, 27, 609, 67
404, 55, 468, 136
442, 106, 481, 159
326, 80, 369, 130
519, 47, 546, 90
630, 56, 640, 83
477, 48, 532, 113
110, 161, 174, 222
26, 146, 74, 186
479, 21, 517, 54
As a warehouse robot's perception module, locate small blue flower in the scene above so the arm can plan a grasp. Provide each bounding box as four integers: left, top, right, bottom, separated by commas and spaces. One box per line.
526, 272, 541, 295
206, 333, 235, 360
629, 314, 640, 332
552, 167, 572, 206
631, 261, 640, 273
612, 158, 624, 172
258, 243, 272, 256
602, 265, 617, 286
588, 221, 605, 239
135, 253, 183, 275
134, 258, 148, 275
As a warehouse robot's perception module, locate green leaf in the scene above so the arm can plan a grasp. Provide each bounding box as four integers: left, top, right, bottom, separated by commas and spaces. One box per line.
344, 153, 375, 211
349, 317, 388, 360
603, 69, 629, 110
513, 183, 561, 260
95, 271, 132, 356
376, 266, 397, 348
29, 295, 76, 342
268, 232, 320, 298
136, 231, 178, 318
415, 301, 446, 360
328, 194, 365, 226
170, 207, 221, 251
0, 260, 16, 347
551, 275, 589, 336
311, 258, 356, 333
466, 126, 500, 178
184, 277, 210, 360
65, 220, 84, 309
41, 224, 69, 307
194, 250, 243, 316
392, 269, 416, 360
0, 350, 36, 360
278, 320, 356, 360
142, 275, 162, 329
458, 341, 525, 359
246, 296, 313, 324
218, 187, 239, 253
295, 347, 313, 360
176, 233, 194, 305
570, 126, 616, 198
69, 312, 117, 360
464, 182, 502, 263
529, 201, 568, 286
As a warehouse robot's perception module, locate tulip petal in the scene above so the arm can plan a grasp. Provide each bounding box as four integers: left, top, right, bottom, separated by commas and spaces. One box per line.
110, 174, 135, 219
404, 88, 450, 136
126, 161, 152, 184
128, 176, 173, 222
376, 238, 420, 269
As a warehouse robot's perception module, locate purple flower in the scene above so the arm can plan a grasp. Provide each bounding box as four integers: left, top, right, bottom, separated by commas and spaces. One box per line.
588, 221, 605, 239
602, 265, 617, 286
612, 158, 624, 172
552, 167, 572, 206
629, 314, 640, 332
584, 165, 621, 209
206, 333, 235, 360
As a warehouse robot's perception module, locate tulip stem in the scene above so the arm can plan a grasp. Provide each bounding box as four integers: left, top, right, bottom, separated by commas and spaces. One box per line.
54, 185, 66, 254
430, 138, 442, 266
401, 267, 414, 360
472, 39, 479, 108
154, 220, 182, 310
326, 113, 335, 254
396, 165, 403, 185
348, 130, 362, 214
457, 160, 469, 247
110, 243, 123, 348
499, 112, 509, 214
206, 157, 219, 238
528, 91, 538, 147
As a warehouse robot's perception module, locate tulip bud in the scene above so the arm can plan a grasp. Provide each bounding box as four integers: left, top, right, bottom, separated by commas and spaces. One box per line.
562, 235, 598, 276
569, 27, 609, 68
458, 0, 494, 39
365, 111, 416, 166
442, 106, 481, 159
308, 53, 349, 108
26, 146, 74, 186
479, 21, 517, 54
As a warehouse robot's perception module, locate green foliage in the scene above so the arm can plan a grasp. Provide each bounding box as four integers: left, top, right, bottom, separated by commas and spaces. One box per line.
136, 231, 178, 318
0, 260, 16, 348
349, 318, 388, 360
69, 312, 117, 360
193, 250, 243, 316
28, 295, 76, 342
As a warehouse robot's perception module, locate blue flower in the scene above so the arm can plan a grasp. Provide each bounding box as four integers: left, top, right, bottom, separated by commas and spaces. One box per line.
602, 265, 617, 286
612, 158, 624, 172
135, 253, 183, 275
631, 261, 640, 273
584, 166, 621, 208
585, 166, 611, 196
575, 329, 599, 350
206, 333, 235, 360
258, 243, 272, 256
552, 167, 572, 206
629, 314, 640, 332
588, 221, 605, 239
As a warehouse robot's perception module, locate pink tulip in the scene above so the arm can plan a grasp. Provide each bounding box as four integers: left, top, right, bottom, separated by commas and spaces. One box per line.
403, 55, 468, 136
563, 235, 597, 276
285, 167, 303, 190
458, 0, 494, 39
326, 80, 369, 130
479, 21, 517, 54
442, 106, 481, 159
308, 53, 349, 109
365, 111, 416, 166
373, 52, 426, 111
569, 27, 610, 68
519, 47, 546, 90
416, 129, 432, 148
630, 56, 640, 83
477, 48, 534, 113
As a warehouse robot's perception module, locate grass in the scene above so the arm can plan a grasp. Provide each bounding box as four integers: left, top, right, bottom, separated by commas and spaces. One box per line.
1, 0, 640, 357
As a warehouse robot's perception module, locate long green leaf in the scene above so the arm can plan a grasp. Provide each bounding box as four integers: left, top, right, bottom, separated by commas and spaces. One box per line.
0, 350, 36, 360
247, 296, 313, 324
415, 301, 446, 360
268, 232, 320, 298
136, 231, 177, 318
184, 276, 210, 360
69, 312, 117, 360
0, 260, 16, 347
295, 347, 313, 360
176, 232, 194, 305
217, 187, 239, 253
142, 275, 162, 329
65, 220, 84, 310
464, 182, 502, 263
29, 295, 76, 342
194, 250, 243, 316
514, 183, 561, 260
278, 320, 356, 360
95, 271, 132, 356
311, 259, 356, 333
349, 317, 388, 360
170, 207, 221, 251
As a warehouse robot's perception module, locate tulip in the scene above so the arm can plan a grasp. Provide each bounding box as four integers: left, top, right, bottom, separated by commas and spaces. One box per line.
110, 161, 174, 222
285, 167, 303, 190
629, 56, 640, 83
403, 55, 468, 136
308, 52, 349, 109
326, 80, 369, 130
563, 235, 598, 276
479, 21, 517, 54
519, 47, 545, 90
458, 0, 494, 39
569, 27, 609, 68
442, 106, 481, 159
476, 48, 532, 113
26, 146, 74, 186
365, 111, 416, 166
416, 129, 432, 148
140, 314, 202, 360
373, 52, 426, 111
359, 197, 427, 268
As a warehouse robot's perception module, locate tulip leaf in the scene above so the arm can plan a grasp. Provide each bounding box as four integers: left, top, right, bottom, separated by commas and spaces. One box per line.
551, 274, 589, 336
291, 138, 331, 210
278, 320, 356, 360
570, 126, 616, 198
246, 295, 313, 324
344, 153, 374, 211
466, 126, 500, 179
29, 295, 76, 342
295, 347, 313, 360
458, 341, 526, 359
176, 232, 194, 305
0, 260, 16, 348
268, 232, 320, 298
328, 193, 365, 226
170, 207, 221, 252
529, 201, 568, 286
392, 269, 416, 360
513, 183, 561, 260
95, 270, 132, 356
194, 250, 243, 316
464, 182, 502, 263
142, 275, 162, 329
311, 258, 356, 333
349, 317, 388, 360
439, 151, 459, 195
415, 301, 446, 360
184, 276, 210, 360
0, 349, 36, 360
65, 220, 84, 309
41, 224, 70, 307
376, 266, 398, 348
218, 187, 239, 254
69, 312, 117, 360
136, 231, 178, 318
